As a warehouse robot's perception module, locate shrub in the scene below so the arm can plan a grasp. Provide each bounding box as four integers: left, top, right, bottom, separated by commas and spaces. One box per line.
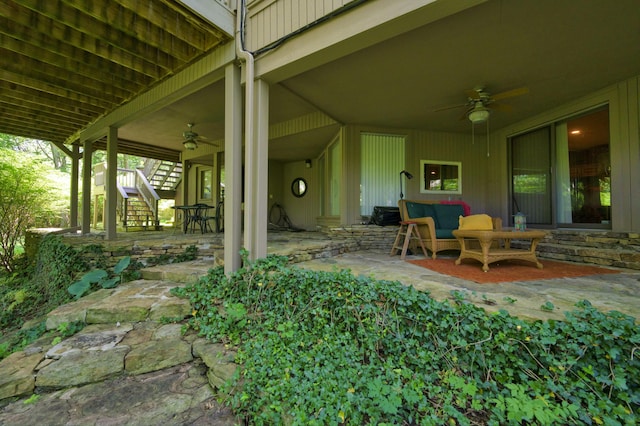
173, 252, 639, 425
0, 149, 51, 272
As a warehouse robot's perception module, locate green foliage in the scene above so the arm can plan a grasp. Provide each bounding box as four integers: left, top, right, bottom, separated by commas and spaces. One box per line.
173, 253, 639, 425
23, 394, 40, 405
541, 301, 555, 312
0, 148, 50, 272
0, 236, 87, 329
145, 245, 198, 266
68, 256, 132, 299
0, 321, 47, 360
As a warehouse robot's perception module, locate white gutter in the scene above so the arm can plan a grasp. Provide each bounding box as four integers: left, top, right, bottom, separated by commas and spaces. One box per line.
235, 0, 253, 149
235, 0, 255, 251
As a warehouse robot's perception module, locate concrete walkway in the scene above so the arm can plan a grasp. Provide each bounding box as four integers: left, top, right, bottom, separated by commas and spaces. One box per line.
1, 247, 639, 424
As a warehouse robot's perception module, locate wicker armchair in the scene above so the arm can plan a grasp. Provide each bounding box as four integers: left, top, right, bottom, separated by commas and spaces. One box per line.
398, 199, 502, 259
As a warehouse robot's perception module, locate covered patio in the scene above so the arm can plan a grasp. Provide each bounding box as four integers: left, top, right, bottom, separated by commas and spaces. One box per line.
51, 227, 640, 322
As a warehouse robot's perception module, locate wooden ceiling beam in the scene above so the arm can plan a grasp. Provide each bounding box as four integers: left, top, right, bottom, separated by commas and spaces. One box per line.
0, 106, 81, 133
0, 81, 105, 116
0, 119, 67, 143
0, 21, 154, 90
1, 68, 111, 111
0, 46, 141, 100
115, 0, 226, 50
0, 94, 93, 124
92, 138, 181, 163
63, 0, 220, 55
13, 0, 180, 70
0, 2, 172, 77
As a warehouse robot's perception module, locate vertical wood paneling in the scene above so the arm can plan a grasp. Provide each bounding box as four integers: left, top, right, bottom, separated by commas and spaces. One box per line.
407, 130, 490, 214
360, 133, 405, 215
247, 0, 350, 51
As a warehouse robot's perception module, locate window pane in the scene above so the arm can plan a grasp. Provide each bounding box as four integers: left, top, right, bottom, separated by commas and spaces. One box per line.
329, 140, 341, 216
200, 169, 212, 200
511, 127, 552, 224
564, 107, 611, 224
360, 133, 405, 215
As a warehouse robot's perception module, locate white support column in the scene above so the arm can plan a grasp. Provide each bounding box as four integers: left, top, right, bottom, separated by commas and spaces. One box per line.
70, 144, 80, 228
245, 78, 269, 260
224, 63, 243, 273
81, 140, 93, 234
105, 127, 118, 240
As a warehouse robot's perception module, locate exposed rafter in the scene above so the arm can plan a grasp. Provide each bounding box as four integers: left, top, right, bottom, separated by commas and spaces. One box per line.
0, 0, 231, 151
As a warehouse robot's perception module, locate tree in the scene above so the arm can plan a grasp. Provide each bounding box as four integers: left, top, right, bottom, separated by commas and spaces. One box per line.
0, 148, 52, 272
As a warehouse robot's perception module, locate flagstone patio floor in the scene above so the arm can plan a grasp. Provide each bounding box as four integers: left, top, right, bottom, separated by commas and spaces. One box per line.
1, 229, 638, 424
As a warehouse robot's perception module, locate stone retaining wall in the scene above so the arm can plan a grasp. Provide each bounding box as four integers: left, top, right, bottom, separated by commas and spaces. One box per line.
29, 227, 640, 271
520, 230, 640, 270
324, 224, 399, 252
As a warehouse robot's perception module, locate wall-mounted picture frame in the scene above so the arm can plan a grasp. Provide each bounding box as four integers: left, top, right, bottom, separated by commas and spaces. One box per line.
420, 160, 462, 194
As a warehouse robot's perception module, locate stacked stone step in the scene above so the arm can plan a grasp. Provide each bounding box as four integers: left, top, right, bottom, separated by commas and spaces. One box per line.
513, 230, 640, 270
0, 263, 237, 406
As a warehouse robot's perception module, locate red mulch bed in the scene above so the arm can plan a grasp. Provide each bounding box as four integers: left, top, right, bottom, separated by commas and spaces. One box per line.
407, 258, 620, 284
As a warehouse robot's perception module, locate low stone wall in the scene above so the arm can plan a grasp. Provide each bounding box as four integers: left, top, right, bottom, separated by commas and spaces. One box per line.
524, 230, 640, 270
30, 227, 639, 271
324, 224, 399, 252
60, 234, 224, 267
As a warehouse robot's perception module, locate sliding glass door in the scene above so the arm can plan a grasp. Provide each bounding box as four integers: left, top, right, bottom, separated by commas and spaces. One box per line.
509, 106, 611, 228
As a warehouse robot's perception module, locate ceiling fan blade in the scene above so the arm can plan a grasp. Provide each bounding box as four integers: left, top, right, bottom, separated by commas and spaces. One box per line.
199, 139, 219, 147
433, 103, 468, 112
491, 86, 529, 101
459, 108, 472, 121
490, 102, 513, 112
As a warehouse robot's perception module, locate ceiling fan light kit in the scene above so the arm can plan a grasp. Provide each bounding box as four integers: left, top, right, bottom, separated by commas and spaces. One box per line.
183, 139, 198, 150
468, 104, 490, 124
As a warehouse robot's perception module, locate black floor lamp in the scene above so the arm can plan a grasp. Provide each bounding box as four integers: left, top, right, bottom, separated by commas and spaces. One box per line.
399, 170, 413, 200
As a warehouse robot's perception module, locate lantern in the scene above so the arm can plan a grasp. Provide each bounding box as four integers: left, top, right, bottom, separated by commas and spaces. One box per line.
514, 212, 527, 231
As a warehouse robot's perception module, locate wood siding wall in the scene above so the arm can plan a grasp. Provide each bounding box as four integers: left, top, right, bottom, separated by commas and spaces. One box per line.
247, 0, 353, 50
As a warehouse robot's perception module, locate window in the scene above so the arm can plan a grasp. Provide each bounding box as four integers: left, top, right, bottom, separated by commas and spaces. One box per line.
360, 133, 405, 215
199, 168, 212, 200
420, 160, 462, 194
328, 138, 342, 216
509, 106, 610, 227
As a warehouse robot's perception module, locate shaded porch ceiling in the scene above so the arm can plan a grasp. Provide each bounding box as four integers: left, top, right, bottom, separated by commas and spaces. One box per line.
2, 1, 639, 163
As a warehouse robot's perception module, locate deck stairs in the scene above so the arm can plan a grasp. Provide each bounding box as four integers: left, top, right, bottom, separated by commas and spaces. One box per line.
115, 159, 183, 231
121, 193, 161, 231
144, 160, 182, 198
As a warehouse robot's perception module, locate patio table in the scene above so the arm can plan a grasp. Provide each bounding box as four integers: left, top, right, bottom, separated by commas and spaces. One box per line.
172, 204, 216, 234
452, 229, 548, 272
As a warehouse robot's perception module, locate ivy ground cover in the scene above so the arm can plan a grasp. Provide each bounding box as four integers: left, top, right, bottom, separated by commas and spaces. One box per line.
173, 253, 639, 425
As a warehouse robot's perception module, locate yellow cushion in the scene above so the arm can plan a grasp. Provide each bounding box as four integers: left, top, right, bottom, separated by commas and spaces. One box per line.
458, 214, 493, 230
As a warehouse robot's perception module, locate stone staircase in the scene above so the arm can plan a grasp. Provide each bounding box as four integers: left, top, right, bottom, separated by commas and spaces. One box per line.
0, 261, 239, 424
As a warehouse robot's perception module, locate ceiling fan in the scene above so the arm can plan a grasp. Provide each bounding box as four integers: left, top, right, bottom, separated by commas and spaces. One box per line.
181, 123, 217, 150
435, 86, 529, 124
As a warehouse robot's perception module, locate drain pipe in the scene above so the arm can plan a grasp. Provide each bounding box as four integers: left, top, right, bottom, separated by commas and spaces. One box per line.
235, 0, 255, 253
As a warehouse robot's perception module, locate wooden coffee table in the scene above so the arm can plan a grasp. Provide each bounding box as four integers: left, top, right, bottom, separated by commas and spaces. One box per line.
452, 229, 548, 272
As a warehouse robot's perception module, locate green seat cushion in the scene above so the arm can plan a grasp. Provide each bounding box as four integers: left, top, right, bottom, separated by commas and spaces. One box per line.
433, 204, 465, 230
406, 202, 438, 225
435, 229, 456, 239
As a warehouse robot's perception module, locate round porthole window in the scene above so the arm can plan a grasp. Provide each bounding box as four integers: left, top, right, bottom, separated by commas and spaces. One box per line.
291, 177, 307, 198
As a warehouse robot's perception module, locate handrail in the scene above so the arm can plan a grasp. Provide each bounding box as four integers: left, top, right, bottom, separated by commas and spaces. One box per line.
135, 169, 161, 218
116, 168, 136, 188
116, 182, 129, 199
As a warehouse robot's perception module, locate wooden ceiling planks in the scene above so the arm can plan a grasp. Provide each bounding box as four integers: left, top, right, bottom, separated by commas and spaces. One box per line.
0, 0, 230, 157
